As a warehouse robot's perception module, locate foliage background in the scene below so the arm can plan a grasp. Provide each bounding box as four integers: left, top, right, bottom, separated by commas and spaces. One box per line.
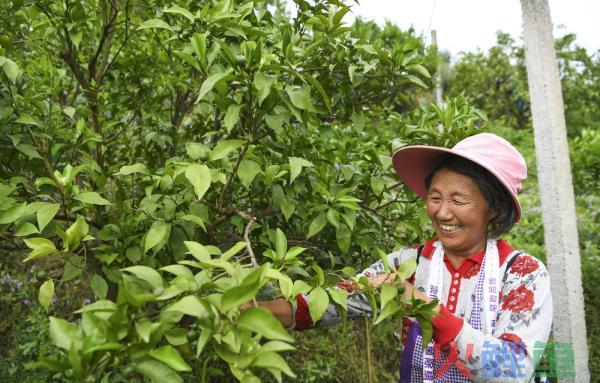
1, 0, 599, 381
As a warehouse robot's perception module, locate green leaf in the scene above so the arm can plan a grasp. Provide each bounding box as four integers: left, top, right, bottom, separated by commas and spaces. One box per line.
15, 114, 40, 126
197, 73, 235, 102
65, 215, 89, 251
126, 246, 142, 263
181, 214, 206, 232
62, 106, 76, 118
284, 246, 307, 261
254, 72, 276, 105
75, 300, 117, 313
221, 241, 247, 261
191, 33, 207, 62
407, 74, 428, 89
329, 289, 347, 311
265, 114, 284, 134
148, 345, 192, 372
163, 6, 195, 21
185, 164, 211, 200
1, 57, 20, 83
90, 274, 108, 299
166, 295, 207, 317
275, 228, 287, 260
24, 236, 51, 249
174, 51, 201, 71
326, 209, 340, 230
292, 280, 312, 296
221, 281, 260, 312
184, 241, 211, 262
373, 299, 400, 325
251, 351, 296, 377
237, 307, 294, 342
410, 64, 431, 78
114, 163, 149, 176
16, 143, 42, 159
312, 263, 325, 286
39, 279, 54, 312
237, 159, 261, 189
15, 222, 39, 236
62, 260, 83, 281
280, 196, 295, 221
137, 19, 174, 32
223, 104, 242, 133
336, 223, 351, 254
145, 221, 170, 254
308, 287, 329, 324
134, 360, 183, 383
209, 139, 245, 162
307, 213, 327, 238
73, 192, 111, 206
371, 177, 386, 196
37, 203, 60, 232
23, 237, 57, 262
286, 86, 314, 111
49, 317, 82, 351
304, 74, 332, 112
261, 340, 296, 353
288, 156, 313, 183
196, 329, 213, 358
265, 268, 294, 299
397, 258, 417, 280
417, 313, 434, 351
121, 266, 164, 288
380, 283, 397, 308
160, 265, 194, 281
136, 319, 152, 343
0, 203, 26, 224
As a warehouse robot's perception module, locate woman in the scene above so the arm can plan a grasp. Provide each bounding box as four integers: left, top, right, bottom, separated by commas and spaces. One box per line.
248, 133, 553, 382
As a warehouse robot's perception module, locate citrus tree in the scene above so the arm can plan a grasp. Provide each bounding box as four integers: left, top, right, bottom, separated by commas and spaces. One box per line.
0, 0, 483, 381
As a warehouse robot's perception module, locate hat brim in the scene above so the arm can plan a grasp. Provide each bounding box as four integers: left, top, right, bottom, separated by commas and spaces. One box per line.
391, 145, 522, 222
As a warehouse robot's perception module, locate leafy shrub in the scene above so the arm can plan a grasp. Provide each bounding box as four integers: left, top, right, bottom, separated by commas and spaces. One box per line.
0, 0, 484, 381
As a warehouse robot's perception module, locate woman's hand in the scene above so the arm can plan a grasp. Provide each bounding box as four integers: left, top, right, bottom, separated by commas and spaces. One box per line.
239, 300, 254, 312
368, 273, 440, 313
239, 298, 294, 328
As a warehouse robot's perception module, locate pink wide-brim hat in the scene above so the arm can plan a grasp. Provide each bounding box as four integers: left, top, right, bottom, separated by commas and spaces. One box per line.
391, 133, 527, 222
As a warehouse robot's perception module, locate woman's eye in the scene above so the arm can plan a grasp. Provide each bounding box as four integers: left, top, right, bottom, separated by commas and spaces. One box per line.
452, 199, 467, 205
428, 196, 441, 202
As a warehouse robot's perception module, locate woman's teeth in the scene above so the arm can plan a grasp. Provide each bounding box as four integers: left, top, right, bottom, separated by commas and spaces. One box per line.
440, 224, 461, 232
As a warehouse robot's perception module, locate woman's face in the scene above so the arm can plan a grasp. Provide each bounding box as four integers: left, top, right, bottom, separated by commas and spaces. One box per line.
426, 168, 496, 258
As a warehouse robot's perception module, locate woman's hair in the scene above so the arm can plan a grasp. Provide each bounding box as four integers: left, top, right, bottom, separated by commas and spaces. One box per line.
423, 154, 516, 238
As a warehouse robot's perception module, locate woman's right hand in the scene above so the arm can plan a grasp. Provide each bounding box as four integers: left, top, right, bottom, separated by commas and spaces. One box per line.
239, 297, 294, 328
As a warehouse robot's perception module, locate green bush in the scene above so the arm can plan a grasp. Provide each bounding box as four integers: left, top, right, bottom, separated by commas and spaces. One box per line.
0, 0, 482, 381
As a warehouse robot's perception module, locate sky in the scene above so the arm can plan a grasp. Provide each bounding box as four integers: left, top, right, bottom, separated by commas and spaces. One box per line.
345, 0, 600, 57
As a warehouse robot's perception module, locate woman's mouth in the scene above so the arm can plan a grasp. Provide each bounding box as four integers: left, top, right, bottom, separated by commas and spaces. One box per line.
440, 224, 461, 233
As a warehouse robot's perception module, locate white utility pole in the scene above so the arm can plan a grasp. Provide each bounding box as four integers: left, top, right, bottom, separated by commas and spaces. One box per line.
520, 0, 589, 381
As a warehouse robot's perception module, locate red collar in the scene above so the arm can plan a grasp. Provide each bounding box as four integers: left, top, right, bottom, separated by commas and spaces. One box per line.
421, 238, 515, 276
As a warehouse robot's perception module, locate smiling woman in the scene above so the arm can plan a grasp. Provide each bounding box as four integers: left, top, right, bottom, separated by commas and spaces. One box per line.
247, 133, 553, 382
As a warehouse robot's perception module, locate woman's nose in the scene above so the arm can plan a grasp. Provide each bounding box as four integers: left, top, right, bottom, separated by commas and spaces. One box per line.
435, 201, 453, 220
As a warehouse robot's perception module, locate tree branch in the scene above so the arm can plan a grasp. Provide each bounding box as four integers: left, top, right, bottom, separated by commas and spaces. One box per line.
217, 142, 250, 211
103, 101, 141, 145
236, 210, 258, 269
375, 196, 419, 211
